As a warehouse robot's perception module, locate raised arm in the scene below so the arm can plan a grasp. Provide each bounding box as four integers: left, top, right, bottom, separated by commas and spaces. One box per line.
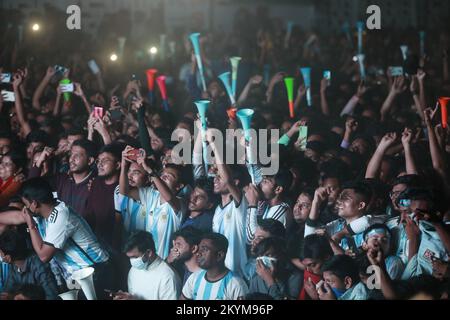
304, 187, 329, 236
423, 108, 447, 177
380, 76, 406, 122
0, 210, 26, 225
32, 67, 55, 111
416, 70, 427, 113
340, 81, 367, 117
266, 72, 284, 105
73, 82, 91, 115
341, 117, 358, 149
119, 146, 140, 201
401, 128, 418, 175
319, 78, 330, 116
365, 133, 397, 179
367, 248, 397, 300
137, 150, 181, 212
206, 129, 242, 203
12, 73, 31, 137
237, 75, 262, 106
294, 84, 306, 111
52, 84, 63, 117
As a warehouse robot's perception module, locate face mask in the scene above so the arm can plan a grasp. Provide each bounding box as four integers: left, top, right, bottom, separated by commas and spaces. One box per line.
130, 254, 147, 270
331, 287, 346, 299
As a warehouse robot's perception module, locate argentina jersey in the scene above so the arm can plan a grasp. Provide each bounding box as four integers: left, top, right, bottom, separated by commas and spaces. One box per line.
0, 262, 9, 291
114, 186, 147, 235
139, 187, 183, 259
182, 270, 248, 300
212, 196, 248, 278
34, 201, 109, 276
259, 202, 291, 227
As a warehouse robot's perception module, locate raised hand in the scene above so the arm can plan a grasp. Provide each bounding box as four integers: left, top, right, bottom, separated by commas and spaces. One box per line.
378, 132, 397, 150
45, 66, 56, 79
356, 81, 368, 98
73, 82, 84, 97
12, 73, 23, 89
391, 76, 407, 95
244, 183, 261, 206
313, 187, 330, 205
345, 117, 359, 134
401, 128, 413, 146
249, 75, 263, 85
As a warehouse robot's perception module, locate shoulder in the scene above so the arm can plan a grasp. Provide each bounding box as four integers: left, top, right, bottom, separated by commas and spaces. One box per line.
48, 202, 70, 224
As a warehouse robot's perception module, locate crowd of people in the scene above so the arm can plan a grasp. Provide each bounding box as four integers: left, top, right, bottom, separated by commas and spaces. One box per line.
0, 5, 450, 300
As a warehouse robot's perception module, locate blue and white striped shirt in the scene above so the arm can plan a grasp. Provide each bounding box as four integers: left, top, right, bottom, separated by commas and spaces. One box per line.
114, 186, 147, 236
182, 270, 248, 300
34, 201, 109, 277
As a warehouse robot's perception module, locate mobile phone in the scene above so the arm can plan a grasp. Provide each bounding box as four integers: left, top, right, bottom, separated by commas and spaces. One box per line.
60, 83, 74, 93
88, 60, 100, 75
389, 66, 403, 77
323, 70, 331, 86
1, 90, 15, 102
93, 106, 104, 119
297, 126, 308, 151
257, 256, 277, 269
0, 73, 12, 83
127, 148, 140, 161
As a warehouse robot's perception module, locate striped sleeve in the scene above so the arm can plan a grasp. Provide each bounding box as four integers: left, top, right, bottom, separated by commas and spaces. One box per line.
246, 207, 258, 244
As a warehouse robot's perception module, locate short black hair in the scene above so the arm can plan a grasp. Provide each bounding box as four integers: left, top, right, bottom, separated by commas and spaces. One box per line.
99, 142, 126, 162
0, 229, 30, 260
201, 232, 228, 255
391, 174, 421, 188
172, 226, 203, 247
164, 163, 189, 186
26, 130, 49, 145
272, 168, 293, 194
123, 231, 156, 254
65, 128, 86, 138
72, 139, 99, 159
20, 178, 56, 205
321, 254, 360, 284
258, 219, 286, 239
341, 180, 372, 205
302, 234, 333, 261
14, 284, 46, 300
194, 178, 217, 205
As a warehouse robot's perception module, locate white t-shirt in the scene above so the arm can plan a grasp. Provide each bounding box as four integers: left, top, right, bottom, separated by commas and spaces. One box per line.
139, 187, 183, 259
212, 196, 248, 278
34, 201, 109, 276
128, 256, 180, 300
182, 270, 248, 300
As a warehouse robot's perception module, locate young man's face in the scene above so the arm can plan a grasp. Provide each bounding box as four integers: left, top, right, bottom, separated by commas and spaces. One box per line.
336, 189, 364, 219
172, 236, 195, 262
365, 233, 390, 255
323, 271, 348, 291
96, 152, 119, 178
301, 258, 324, 276
69, 146, 91, 174
409, 199, 432, 222
250, 227, 271, 256
127, 162, 147, 188
293, 193, 312, 223
349, 138, 369, 155
213, 174, 229, 195
196, 239, 221, 269
27, 142, 44, 160
390, 183, 408, 210
189, 187, 211, 212
260, 176, 277, 200
160, 167, 180, 192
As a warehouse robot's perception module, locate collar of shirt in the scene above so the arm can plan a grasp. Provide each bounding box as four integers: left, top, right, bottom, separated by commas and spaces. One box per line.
145, 256, 163, 271
15, 256, 33, 274
69, 170, 95, 184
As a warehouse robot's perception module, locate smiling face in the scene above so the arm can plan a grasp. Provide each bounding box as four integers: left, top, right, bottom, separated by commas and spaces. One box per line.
335, 189, 365, 220
213, 173, 228, 194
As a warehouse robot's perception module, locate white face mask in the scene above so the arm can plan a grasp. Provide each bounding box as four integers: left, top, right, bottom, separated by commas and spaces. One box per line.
130, 254, 147, 270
